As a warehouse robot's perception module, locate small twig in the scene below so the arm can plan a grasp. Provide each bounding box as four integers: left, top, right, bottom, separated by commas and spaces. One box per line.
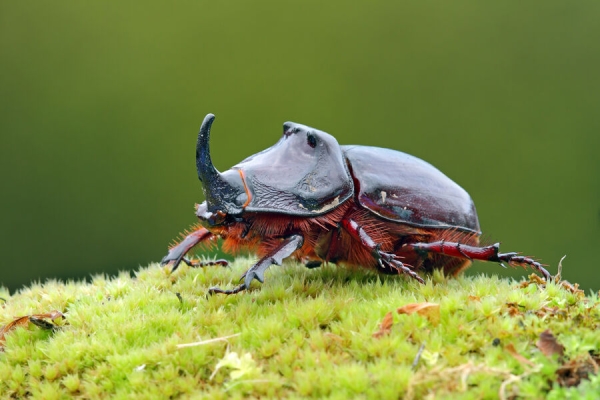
554, 255, 567, 284
411, 343, 425, 370
176, 333, 240, 349
499, 370, 536, 400
405, 361, 535, 400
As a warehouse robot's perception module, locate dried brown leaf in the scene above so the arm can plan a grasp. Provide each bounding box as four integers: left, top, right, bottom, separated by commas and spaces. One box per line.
0, 310, 65, 349
519, 273, 546, 288
398, 302, 440, 325
560, 280, 584, 297
556, 352, 600, 387
372, 311, 394, 338
535, 306, 566, 318
505, 302, 524, 317
536, 329, 565, 358
32, 310, 64, 321
0, 316, 31, 344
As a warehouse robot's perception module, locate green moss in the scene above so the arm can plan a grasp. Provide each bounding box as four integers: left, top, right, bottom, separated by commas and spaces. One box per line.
1, 257, 598, 398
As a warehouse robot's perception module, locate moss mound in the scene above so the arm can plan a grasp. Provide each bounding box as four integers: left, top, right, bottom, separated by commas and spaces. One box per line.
1, 258, 598, 399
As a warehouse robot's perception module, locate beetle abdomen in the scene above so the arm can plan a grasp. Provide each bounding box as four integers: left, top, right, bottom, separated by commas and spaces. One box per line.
342, 145, 481, 234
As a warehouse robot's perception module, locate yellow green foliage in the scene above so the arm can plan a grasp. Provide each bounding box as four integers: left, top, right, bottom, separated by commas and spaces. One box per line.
0, 258, 598, 399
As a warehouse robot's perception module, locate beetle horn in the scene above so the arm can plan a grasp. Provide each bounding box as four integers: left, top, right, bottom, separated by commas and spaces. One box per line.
195, 113, 245, 215
196, 113, 220, 184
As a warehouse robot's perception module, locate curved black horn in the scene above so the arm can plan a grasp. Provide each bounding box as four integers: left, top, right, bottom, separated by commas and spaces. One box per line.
195, 113, 245, 214
196, 113, 219, 183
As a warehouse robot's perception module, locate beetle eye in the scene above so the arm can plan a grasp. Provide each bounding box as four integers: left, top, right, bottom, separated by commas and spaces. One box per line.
307, 133, 317, 148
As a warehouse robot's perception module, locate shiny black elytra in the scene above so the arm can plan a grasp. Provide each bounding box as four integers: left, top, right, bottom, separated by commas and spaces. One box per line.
161, 113, 551, 294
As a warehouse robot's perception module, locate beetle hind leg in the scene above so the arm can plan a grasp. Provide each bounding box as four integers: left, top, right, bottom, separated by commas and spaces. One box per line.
407, 241, 552, 281
494, 251, 552, 281
377, 251, 425, 284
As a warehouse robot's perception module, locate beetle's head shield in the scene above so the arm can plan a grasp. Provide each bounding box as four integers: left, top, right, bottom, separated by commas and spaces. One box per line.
195, 114, 247, 223
231, 121, 354, 215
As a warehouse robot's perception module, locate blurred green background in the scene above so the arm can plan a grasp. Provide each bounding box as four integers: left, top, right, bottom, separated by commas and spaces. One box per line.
1, 1, 598, 293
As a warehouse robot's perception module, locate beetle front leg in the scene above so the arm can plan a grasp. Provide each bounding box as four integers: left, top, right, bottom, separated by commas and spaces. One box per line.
181, 257, 229, 268
161, 228, 226, 272
408, 241, 552, 281
209, 234, 304, 295
341, 219, 425, 284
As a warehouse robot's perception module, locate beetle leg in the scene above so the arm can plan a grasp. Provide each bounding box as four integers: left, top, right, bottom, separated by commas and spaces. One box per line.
377, 252, 426, 284
161, 228, 215, 272
495, 252, 552, 281
341, 219, 425, 284
302, 259, 323, 269
182, 257, 229, 268
454, 241, 473, 261
209, 234, 304, 295
408, 241, 552, 281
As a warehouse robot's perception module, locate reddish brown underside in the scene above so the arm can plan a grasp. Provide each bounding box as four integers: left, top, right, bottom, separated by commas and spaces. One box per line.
180, 198, 480, 277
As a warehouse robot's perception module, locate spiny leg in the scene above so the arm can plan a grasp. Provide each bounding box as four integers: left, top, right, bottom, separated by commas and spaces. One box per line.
341, 219, 425, 284
181, 257, 229, 268
161, 228, 220, 272
407, 241, 552, 281
300, 256, 322, 269
209, 234, 304, 295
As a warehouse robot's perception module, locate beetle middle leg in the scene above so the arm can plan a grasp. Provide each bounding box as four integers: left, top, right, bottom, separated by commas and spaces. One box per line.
407, 241, 552, 281
341, 219, 425, 284
209, 234, 304, 295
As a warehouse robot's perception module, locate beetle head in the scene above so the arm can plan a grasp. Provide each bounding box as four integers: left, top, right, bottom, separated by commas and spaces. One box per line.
195, 114, 247, 224
230, 120, 353, 215
195, 113, 353, 222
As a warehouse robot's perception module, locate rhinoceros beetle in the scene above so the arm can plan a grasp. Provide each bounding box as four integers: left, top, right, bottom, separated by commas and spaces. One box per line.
161, 113, 551, 294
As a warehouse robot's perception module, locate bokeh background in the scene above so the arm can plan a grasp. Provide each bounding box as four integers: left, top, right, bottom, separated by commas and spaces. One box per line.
1, 2, 599, 293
